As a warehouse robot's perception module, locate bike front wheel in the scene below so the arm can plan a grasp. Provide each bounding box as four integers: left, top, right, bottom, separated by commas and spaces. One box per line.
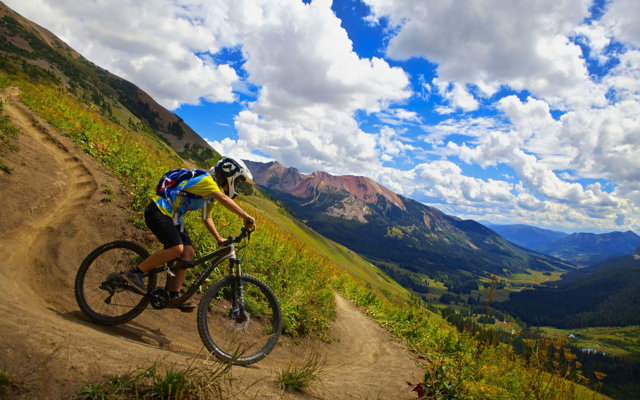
197, 275, 282, 365
75, 241, 156, 325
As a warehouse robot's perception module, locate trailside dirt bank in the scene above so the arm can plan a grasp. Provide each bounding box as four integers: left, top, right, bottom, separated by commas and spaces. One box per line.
0, 87, 422, 399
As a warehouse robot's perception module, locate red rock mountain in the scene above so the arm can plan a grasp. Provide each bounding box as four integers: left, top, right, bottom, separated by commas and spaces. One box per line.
246, 161, 406, 211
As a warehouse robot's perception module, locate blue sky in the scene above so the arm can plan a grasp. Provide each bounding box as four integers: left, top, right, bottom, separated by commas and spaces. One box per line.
8, 0, 640, 233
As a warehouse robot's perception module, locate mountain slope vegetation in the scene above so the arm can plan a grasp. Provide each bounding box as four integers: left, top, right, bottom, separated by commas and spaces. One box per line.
0, 3, 216, 163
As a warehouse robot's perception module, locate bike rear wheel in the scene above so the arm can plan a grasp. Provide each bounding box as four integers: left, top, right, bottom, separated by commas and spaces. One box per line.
197, 275, 282, 365
75, 241, 156, 325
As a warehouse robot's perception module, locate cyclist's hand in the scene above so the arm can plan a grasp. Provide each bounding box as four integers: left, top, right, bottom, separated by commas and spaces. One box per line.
244, 216, 256, 231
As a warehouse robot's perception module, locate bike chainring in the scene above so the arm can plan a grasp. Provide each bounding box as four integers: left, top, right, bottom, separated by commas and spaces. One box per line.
150, 289, 170, 309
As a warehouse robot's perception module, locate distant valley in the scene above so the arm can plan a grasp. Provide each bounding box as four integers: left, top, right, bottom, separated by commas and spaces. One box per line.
495, 248, 640, 328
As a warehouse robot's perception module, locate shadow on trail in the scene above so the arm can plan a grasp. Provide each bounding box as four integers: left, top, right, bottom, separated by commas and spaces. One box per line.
53, 308, 172, 348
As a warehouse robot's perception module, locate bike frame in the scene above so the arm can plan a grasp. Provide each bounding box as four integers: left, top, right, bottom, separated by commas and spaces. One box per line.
148, 242, 242, 307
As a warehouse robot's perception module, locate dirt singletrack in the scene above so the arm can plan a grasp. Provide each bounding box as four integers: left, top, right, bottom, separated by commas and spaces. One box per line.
0, 87, 423, 399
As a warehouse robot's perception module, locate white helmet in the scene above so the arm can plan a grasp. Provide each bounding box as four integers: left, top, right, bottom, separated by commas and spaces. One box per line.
210, 157, 255, 198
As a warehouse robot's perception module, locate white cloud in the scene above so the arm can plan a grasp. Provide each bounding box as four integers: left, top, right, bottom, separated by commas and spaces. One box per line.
443, 99, 620, 208
377, 126, 417, 162
226, 0, 411, 175
377, 161, 515, 210
573, 23, 612, 65
432, 79, 479, 114
206, 138, 272, 164
364, 0, 596, 102
377, 108, 422, 126
421, 117, 506, 146
602, 0, 640, 47
235, 108, 382, 175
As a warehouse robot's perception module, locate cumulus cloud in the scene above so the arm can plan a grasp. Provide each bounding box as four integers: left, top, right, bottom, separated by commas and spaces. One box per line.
364, 0, 596, 102
377, 126, 418, 162
235, 108, 382, 175
602, 0, 640, 47
226, 0, 411, 174
444, 97, 620, 206
7, 0, 240, 109
377, 160, 515, 210
432, 79, 479, 114
206, 137, 272, 164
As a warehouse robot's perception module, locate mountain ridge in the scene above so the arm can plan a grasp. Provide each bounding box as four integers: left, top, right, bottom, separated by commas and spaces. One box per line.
489, 223, 640, 266
487, 223, 570, 249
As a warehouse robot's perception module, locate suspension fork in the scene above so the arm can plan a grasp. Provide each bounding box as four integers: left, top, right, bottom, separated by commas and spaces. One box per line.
230, 258, 247, 321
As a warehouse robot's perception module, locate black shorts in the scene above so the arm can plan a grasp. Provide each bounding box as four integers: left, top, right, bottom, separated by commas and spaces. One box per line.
144, 202, 192, 249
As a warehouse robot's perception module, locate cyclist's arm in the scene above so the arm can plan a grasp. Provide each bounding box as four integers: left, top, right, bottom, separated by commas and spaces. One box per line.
203, 217, 225, 245
210, 191, 256, 230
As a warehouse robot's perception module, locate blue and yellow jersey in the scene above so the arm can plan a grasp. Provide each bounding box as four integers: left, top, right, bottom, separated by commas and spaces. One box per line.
153, 172, 221, 223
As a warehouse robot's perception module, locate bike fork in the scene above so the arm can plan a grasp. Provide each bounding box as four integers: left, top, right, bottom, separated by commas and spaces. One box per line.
231, 259, 247, 322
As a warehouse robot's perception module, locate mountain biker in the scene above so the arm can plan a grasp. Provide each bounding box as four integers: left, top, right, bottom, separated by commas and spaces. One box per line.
123, 156, 256, 311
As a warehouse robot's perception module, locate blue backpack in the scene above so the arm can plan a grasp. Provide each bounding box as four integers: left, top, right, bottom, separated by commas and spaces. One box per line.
155, 168, 207, 202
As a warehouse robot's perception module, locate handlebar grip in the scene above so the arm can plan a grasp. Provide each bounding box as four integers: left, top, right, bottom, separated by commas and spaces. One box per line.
220, 228, 253, 247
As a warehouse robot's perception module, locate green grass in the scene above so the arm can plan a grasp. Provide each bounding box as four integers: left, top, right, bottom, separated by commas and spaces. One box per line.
0, 100, 20, 173
77, 358, 232, 400
334, 278, 609, 399
0, 367, 13, 387
540, 326, 640, 358
275, 352, 326, 392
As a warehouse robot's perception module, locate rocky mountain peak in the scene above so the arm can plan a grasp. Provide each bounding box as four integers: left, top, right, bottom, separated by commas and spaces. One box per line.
246, 161, 406, 211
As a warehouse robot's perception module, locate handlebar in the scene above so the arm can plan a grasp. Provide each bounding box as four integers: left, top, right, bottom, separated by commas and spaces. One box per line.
221, 227, 253, 247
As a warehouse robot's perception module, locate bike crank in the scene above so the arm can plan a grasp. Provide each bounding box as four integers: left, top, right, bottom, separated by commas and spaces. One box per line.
150, 289, 170, 309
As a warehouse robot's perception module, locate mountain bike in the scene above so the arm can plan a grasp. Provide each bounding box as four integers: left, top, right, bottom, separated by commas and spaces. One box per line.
74, 228, 282, 365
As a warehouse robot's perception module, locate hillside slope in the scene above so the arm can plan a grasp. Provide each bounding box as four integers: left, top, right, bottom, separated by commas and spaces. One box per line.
0, 87, 422, 399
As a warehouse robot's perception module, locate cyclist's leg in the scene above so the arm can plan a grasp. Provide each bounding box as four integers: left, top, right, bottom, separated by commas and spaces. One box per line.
170, 244, 193, 292
138, 244, 183, 273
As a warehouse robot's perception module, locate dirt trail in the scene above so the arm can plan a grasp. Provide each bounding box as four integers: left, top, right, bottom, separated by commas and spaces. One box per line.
0, 87, 422, 399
